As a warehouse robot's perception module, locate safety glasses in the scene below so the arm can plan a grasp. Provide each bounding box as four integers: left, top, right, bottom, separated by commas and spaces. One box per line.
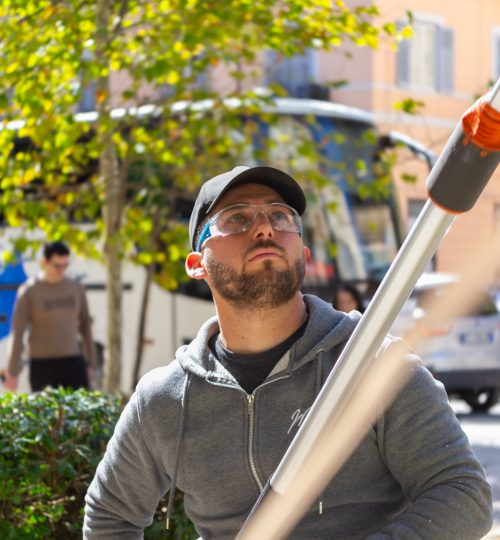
196, 203, 302, 251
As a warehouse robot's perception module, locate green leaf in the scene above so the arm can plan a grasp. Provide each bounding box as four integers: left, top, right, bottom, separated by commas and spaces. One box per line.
393, 98, 426, 115
401, 173, 417, 184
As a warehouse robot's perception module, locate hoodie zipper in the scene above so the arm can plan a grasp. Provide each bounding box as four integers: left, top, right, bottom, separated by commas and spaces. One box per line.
246, 394, 264, 492
209, 370, 291, 493
246, 372, 290, 493
208, 380, 265, 492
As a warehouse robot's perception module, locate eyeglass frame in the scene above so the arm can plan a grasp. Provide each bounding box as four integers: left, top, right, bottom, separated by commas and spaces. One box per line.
196, 202, 302, 252
50, 262, 70, 270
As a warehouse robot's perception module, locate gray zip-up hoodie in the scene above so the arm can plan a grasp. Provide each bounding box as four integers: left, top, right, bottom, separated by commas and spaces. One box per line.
83, 295, 493, 539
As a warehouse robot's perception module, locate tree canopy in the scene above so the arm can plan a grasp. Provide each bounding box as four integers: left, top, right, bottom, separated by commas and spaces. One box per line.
0, 0, 409, 391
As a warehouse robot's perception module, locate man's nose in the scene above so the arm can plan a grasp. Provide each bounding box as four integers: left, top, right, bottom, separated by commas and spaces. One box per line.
251, 211, 275, 238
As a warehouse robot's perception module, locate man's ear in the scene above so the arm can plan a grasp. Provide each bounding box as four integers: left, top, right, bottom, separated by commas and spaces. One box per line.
185, 252, 207, 280
303, 246, 311, 263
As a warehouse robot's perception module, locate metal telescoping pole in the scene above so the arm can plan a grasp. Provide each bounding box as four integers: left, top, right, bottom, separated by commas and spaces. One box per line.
237, 78, 500, 540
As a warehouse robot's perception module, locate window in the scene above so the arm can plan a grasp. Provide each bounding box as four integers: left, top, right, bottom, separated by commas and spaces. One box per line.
492, 27, 500, 80
79, 81, 96, 113
407, 199, 426, 232
351, 202, 398, 281
493, 203, 500, 230
78, 49, 96, 113
397, 19, 454, 93
264, 49, 319, 98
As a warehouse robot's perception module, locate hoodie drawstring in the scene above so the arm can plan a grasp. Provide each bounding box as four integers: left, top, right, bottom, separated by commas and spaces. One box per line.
315, 348, 326, 516
166, 371, 191, 530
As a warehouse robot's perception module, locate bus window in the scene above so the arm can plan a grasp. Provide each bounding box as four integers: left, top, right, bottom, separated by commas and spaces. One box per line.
350, 201, 398, 282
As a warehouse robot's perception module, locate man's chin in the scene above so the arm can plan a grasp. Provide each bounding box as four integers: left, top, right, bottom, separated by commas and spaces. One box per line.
244, 258, 285, 273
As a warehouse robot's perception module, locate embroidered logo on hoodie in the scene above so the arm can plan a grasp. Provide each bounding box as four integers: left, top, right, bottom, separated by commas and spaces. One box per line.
288, 406, 311, 434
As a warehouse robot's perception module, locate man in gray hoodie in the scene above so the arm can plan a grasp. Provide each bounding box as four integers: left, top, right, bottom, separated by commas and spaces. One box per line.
84, 165, 493, 539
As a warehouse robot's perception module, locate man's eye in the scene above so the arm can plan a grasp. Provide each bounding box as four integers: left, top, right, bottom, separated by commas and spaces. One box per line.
227, 213, 248, 224
271, 211, 288, 221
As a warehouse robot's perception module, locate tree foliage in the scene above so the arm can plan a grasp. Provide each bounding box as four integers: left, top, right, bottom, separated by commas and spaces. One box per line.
0, 0, 408, 390
0, 0, 407, 256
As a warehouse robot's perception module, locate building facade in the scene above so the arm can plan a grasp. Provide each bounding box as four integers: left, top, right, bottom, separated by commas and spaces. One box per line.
248, 0, 500, 284
326, 0, 500, 283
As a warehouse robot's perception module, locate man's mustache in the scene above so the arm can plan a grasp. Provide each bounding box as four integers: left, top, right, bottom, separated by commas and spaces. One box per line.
245, 239, 286, 258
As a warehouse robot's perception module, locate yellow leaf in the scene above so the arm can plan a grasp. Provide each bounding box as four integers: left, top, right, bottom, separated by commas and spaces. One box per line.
6, 62, 19, 74
139, 219, 153, 233
7, 212, 21, 227
79, 20, 94, 34
21, 169, 36, 184
1, 251, 16, 265
166, 70, 180, 85
96, 90, 107, 103
158, 0, 171, 10
138, 252, 153, 265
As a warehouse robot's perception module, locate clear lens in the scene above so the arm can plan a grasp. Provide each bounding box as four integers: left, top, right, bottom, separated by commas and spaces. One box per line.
210, 203, 301, 236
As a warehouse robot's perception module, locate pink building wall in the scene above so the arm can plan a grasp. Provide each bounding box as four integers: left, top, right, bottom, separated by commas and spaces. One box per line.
329, 0, 500, 282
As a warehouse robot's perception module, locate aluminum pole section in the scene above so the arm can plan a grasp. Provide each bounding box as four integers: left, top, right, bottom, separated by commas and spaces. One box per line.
271, 201, 454, 494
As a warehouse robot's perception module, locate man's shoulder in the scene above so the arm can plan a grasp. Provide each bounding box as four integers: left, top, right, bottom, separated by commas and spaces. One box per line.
17, 277, 39, 295
136, 361, 187, 402
49, 277, 87, 296
24, 277, 82, 289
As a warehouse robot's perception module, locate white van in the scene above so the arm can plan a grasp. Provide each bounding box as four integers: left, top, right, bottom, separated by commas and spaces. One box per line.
393, 273, 500, 413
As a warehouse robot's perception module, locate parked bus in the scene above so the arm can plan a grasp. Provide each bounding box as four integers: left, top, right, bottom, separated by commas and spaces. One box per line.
0, 97, 434, 392
179, 98, 435, 305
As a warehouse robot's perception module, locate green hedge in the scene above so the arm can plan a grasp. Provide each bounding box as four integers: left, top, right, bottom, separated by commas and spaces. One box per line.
0, 388, 197, 540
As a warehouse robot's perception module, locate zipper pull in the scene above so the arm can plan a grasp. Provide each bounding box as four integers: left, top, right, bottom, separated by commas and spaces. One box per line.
247, 394, 254, 412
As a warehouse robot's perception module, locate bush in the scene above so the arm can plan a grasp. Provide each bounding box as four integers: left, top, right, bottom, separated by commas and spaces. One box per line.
0, 388, 197, 540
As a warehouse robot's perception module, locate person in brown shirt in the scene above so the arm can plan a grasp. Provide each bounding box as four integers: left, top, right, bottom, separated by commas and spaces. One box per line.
4, 241, 97, 392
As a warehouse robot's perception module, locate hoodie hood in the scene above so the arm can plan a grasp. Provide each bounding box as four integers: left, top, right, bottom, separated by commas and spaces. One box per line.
176, 294, 361, 379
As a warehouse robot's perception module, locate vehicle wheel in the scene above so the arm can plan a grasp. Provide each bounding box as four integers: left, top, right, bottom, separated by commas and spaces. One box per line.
463, 389, 500, 413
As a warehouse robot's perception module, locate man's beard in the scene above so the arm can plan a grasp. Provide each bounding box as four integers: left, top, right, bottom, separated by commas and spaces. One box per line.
205, 241, 306, 310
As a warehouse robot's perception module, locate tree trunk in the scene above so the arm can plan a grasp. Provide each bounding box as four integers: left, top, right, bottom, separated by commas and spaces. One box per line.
103, 225, 123, 394
132, 204, 163, 390
96, 0, 123, 393
132, 263, 154, 389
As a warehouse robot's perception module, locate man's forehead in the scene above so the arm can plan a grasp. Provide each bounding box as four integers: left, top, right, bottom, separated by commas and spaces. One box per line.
213, 182, 284, 212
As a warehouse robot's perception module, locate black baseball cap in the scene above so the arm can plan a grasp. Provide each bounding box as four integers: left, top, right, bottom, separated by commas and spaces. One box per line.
189, 165, 307, 250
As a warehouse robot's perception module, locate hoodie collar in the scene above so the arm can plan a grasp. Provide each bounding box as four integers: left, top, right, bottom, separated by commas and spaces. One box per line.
177, 294, 361, 379
290, 295, 361, 370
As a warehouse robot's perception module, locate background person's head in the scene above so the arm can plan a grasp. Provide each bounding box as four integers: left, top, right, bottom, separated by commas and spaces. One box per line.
333, 283, 364, 313
41, 241, 70, 283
